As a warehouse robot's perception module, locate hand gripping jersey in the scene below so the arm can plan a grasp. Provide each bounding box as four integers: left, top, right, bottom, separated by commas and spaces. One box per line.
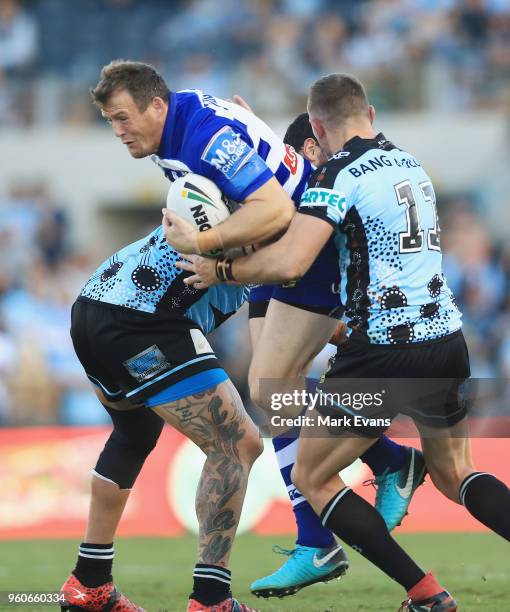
81, 90, 312, 333
299, 133, 462, 344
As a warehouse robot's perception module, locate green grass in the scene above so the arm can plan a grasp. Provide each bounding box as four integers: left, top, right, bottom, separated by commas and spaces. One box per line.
0, 533, 507, 611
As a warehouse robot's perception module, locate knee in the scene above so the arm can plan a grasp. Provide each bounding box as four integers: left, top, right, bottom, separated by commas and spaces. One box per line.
203, 427, 263, 469
95, 406, 164, 489
248, 373, 275, 413
238, 429, 264, 466
248, 359, 302, 411
107, 404, 163, 454
292, 458, 335, 501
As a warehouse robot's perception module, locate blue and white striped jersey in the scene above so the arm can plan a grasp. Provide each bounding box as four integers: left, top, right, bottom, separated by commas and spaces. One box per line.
151, 90, 311, 204
299, 133, 462, 344
81, 89, 311, 333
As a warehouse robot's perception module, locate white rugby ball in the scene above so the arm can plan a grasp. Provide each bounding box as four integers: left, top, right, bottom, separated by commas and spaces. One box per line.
166, 174, 232, 257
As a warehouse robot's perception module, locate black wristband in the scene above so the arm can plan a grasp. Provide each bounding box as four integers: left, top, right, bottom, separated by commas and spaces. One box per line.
215, 256, 227, 282
215, 256, 235, 282
224, 258, 235, 281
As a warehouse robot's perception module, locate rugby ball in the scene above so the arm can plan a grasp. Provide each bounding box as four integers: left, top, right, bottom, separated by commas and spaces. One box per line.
166, 174, 232, 256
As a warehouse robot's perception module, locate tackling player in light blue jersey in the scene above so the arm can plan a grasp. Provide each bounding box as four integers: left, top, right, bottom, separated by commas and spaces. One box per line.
298, 140, 462, 344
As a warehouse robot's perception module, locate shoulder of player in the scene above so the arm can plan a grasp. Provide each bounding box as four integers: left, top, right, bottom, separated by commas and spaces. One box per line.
307, 154, 358, 190
310, 135, 402, 188
182, 110, 253, 165
177, 90, 246, 133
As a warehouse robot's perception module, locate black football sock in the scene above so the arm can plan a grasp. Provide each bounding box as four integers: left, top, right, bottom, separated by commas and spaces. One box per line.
460, 472, 510, 541
191, 564, 231, 606
73, 542, 114, 588
321, 488, 425, 590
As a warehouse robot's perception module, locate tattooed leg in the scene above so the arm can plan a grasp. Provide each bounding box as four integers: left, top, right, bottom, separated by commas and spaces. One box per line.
152, 379, 263, 567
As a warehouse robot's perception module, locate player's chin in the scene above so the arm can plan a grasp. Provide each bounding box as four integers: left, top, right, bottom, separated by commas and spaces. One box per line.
126, 144, 149, 159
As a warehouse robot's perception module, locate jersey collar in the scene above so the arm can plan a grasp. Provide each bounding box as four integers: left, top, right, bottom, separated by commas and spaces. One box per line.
157, 91, 177, 159
335, 131, 387, 156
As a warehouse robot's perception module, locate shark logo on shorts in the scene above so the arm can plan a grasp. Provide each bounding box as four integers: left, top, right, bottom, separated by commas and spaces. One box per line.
123, 345, 171, 382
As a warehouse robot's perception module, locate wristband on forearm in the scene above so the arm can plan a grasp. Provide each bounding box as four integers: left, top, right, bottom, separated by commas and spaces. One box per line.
197, 227, 224, 254
215, 256, 235, 282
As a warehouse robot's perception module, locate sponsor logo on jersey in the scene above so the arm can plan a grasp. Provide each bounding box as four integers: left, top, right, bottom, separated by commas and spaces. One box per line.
202, 126, 254, 179
283, 144, 299, 175
301, 187, 346, 213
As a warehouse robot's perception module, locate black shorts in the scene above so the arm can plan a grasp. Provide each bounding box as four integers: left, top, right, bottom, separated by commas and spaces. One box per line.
317, 329, 471, 436
71, 297, 224, 406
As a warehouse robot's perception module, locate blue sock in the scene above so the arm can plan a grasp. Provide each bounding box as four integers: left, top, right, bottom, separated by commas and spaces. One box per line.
360, 435, 408, 476
272, 435, 335, 549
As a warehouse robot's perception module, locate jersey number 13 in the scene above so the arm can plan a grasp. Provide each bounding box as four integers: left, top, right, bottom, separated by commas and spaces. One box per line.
395, 180, 440, 254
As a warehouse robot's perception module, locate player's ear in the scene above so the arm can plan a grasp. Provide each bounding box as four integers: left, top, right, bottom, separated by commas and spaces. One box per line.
368, 104, 376, 125
301, 138, 320, 164
152, 96, 167, 116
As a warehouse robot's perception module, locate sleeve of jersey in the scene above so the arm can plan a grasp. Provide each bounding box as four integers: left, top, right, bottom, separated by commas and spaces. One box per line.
298, 181, 348, 229
197, 125, 273, 202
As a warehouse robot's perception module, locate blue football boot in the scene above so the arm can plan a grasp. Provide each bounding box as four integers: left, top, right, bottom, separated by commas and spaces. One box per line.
369, 446, 427, 531
250, 543, 348, 598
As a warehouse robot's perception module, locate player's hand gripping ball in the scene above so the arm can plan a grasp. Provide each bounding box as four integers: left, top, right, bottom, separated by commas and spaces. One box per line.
162, 173, 232, 256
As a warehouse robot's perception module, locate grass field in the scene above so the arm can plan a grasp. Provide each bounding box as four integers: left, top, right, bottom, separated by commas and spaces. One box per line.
0, 533, 507, 611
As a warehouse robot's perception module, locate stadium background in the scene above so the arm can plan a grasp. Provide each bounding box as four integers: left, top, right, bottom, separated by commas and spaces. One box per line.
0, 0, 509, 609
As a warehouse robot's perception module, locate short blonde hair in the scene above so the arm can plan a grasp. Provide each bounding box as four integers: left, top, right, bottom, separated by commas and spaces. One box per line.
308, 73, 369, 127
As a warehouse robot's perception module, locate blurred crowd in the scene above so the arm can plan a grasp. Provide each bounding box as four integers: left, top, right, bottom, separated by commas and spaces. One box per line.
0, 182, 101, 425
1, 0, 510, 126
0, 184, 509, 426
